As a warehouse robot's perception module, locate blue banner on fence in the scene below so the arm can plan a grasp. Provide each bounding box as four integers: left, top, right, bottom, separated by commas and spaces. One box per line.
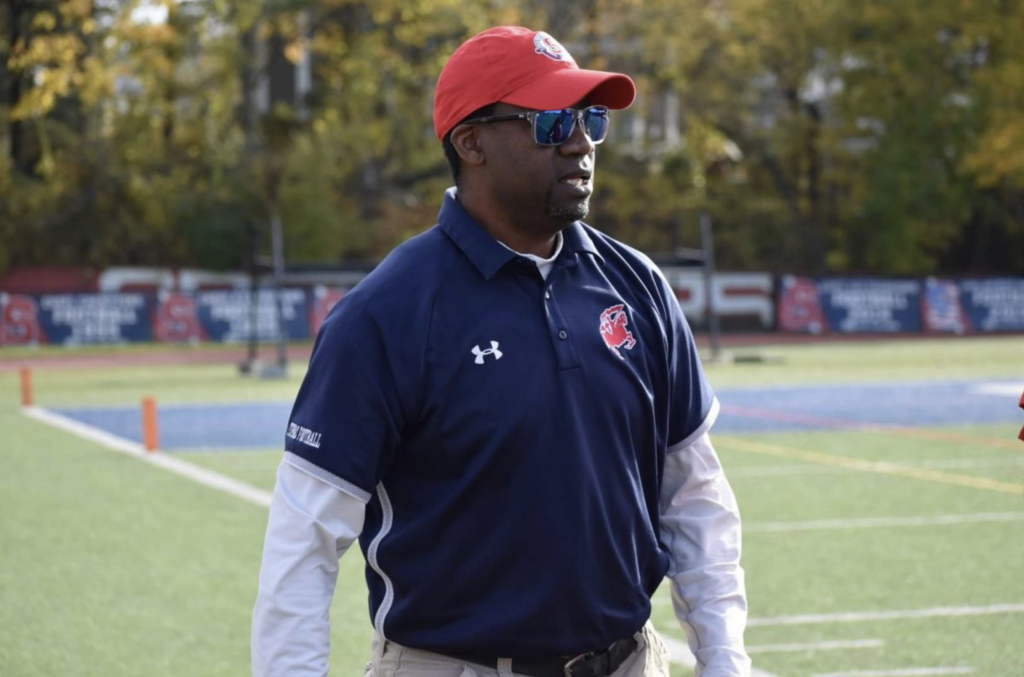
958, 278, 1024, 332
820, 278, 922, 333
1, 289, 318, 346
35, 293, 155, 345
779, 277, 923, 333
2, 277, 1019, 346
194, 289, 311, 343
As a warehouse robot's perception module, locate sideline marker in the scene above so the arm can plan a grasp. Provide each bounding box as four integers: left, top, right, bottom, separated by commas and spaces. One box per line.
142, 396, 160, 452
20, 367, 33, 407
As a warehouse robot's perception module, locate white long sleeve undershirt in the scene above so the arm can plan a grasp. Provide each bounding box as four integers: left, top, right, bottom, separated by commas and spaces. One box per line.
251, 461, 366, 677
659, 432, 751, 676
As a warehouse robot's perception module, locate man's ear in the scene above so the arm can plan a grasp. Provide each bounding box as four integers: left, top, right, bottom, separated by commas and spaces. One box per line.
450, 124, 486, 168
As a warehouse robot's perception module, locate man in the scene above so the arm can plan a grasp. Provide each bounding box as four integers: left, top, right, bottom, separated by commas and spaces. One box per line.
253, 26, 750, 677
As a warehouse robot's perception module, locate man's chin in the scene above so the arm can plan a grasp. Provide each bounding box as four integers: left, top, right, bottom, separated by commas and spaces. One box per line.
546, 198, 590, 223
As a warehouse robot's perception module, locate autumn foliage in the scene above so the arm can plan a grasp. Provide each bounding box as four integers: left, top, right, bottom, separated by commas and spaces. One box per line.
1, 0, 1022, 275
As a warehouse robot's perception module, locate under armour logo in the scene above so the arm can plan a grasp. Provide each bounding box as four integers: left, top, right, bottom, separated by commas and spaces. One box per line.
471, 341, 503, 364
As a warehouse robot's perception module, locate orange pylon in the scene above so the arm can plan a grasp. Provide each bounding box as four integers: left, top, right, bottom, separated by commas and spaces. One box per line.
20, 367, 33, 407
142, 397, 160, 452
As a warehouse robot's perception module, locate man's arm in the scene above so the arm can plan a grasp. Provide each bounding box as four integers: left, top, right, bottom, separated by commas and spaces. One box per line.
252, 460, 367, 677
659, 431, 750, 677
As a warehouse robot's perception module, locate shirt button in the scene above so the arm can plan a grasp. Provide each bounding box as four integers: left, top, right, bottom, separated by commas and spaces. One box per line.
544, 291, 551, 300
558, 330, 568, 340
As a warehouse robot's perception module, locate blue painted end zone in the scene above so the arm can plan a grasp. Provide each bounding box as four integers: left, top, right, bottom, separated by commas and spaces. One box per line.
717, 380, 1024, 433
51, 380, 1024, 452
52, 402, 292, 451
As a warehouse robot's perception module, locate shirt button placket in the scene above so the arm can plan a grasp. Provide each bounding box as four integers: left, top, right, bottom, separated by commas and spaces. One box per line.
543, 287, 579, 369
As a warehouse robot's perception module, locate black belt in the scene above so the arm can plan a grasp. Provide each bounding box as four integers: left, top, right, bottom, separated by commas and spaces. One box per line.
454, 636, 638, 677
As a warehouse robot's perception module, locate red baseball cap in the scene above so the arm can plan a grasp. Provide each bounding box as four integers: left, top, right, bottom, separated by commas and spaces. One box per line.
433, 26, 636, 141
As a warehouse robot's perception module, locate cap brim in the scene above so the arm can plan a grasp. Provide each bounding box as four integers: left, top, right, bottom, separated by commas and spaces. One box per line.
500, 68, 636, 111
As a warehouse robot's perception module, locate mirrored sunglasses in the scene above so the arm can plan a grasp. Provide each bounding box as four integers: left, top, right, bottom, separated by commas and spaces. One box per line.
464, 106, 611, 146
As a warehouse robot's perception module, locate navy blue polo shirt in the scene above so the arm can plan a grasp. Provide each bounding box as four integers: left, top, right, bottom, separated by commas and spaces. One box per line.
284, 188, 717, 659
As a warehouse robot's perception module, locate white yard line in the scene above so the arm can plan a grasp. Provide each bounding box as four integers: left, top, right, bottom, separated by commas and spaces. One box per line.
812, 667, 974, 677
748, 639, 884, 654
744, 512, 1024, 533
656, 633, 781, 677
21, 406, 272, 508
971, 382, 1024, 397
749, 603, 1024, 627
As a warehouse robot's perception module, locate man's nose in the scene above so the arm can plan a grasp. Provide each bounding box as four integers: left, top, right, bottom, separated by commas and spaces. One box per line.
559, 117, 596, 156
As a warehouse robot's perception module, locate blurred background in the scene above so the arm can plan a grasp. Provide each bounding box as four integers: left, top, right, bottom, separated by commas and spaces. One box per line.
2, 0, 1023, 279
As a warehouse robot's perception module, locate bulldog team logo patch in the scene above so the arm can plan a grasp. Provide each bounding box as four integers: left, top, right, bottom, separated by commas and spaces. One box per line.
599, 304, 636, 359
533, 31, 574, 63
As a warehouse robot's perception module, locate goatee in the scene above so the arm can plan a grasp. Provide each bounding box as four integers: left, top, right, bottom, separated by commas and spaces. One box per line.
546, 197, 590, 223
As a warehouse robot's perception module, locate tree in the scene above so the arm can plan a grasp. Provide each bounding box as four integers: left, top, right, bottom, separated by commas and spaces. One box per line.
1, 0, 1022, 276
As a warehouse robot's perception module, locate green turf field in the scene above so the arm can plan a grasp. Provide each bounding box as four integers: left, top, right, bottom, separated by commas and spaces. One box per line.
1, 337, 1021, 676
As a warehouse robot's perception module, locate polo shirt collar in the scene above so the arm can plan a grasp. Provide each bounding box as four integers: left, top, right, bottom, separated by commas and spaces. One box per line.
438, 187, 604, 278
561, 219, 604, 263
438, 188, 516, 280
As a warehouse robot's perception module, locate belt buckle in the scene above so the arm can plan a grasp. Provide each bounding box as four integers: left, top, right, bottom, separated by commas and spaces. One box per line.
562, 651, 594, 677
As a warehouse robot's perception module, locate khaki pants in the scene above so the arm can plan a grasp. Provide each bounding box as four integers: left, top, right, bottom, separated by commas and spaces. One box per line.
364, 620, 671, 676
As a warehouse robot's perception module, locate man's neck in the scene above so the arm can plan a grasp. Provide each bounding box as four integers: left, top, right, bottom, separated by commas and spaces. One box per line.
456, 189, 563, 258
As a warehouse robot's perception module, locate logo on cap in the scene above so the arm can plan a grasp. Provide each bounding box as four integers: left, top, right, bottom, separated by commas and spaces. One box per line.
534, 31, 573, 63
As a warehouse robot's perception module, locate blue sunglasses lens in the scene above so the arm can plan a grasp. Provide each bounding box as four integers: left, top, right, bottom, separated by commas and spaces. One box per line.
533, 108, 610, 145
535, 110, 575, 145
583, 107, 609, 144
